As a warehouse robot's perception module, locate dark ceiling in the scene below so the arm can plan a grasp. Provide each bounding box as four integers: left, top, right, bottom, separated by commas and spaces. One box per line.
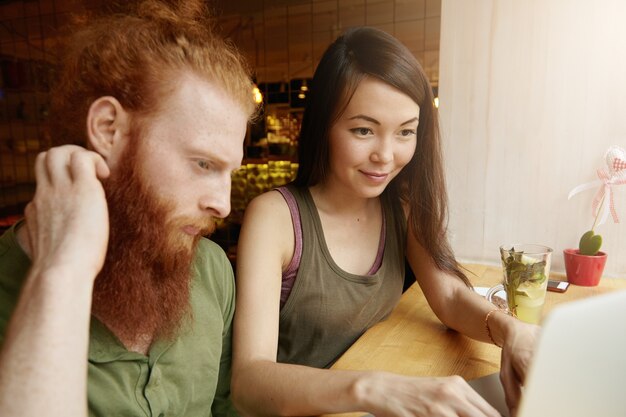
211, 0, 314, 16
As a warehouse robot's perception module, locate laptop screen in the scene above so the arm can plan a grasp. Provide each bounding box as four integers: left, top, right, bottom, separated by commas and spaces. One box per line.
470, 290, 626, 417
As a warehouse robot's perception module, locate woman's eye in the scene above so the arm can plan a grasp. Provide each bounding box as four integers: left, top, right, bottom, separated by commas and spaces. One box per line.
350, 127, 373, 136
399, 129, 417, 137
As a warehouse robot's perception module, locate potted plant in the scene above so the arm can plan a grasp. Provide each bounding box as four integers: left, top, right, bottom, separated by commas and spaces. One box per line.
563, 219, 608, 287
565, 146, 626, 286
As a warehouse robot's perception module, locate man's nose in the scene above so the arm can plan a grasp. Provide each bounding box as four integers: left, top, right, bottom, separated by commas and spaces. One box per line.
199, 176, 232, 219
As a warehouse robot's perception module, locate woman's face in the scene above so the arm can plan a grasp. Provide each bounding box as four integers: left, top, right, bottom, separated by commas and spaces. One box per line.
326, 77, 419, 199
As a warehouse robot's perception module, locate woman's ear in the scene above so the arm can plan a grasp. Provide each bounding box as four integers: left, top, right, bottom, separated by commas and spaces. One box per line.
86, 96, 130, 165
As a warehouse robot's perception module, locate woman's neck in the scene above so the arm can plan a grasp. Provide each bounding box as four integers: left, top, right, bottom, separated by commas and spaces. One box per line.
309, 183, 380, 219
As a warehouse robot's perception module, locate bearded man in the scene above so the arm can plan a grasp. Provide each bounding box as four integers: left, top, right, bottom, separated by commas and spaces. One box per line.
0, 1, 257, 416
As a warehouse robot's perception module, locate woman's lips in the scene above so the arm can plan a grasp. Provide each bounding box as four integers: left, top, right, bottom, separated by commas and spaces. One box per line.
360, 170, 389, 182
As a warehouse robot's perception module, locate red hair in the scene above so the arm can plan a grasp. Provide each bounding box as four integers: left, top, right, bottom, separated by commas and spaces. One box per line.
50, 0, 257, 146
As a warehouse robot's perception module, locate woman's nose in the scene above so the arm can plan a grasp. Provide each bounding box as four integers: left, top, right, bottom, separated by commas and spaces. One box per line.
370, 137, 393, 163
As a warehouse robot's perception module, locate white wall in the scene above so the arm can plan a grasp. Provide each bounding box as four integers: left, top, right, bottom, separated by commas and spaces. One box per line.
439, 0, 626, 277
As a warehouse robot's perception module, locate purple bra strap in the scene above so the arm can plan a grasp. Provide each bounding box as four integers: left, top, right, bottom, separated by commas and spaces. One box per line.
275, 187, 303, 307
275, 187, 303, 276
368, 212, 386, 275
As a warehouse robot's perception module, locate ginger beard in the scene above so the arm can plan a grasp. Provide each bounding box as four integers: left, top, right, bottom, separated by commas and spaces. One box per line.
92, 133, 215, 347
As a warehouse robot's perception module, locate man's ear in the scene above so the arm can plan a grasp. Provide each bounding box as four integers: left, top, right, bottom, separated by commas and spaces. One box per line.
86, 96, 131, 165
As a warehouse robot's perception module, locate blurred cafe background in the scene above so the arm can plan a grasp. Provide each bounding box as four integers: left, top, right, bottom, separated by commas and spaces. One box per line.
0, 0, 624, 277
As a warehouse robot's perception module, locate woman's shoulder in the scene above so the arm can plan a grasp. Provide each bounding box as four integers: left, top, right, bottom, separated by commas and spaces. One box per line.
239, 188, 298, 271
246, 188, 291, 213
242, 188, 295, 233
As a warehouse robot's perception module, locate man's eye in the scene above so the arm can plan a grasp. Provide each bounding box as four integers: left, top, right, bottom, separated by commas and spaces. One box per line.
197, 160, 210, 170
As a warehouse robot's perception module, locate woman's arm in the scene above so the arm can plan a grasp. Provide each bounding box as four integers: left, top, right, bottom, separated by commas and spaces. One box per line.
231, 191, 368, 415
231, 192, 501, 417
406, 224, 539, 414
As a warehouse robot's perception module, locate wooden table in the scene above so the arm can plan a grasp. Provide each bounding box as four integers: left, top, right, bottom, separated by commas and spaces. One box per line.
325, 264, 626, 417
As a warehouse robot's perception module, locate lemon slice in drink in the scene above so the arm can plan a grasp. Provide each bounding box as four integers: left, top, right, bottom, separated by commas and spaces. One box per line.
516, 280, 544, 297
515, 281, 547, 312
516, 288, 545, 303
521, 254, 539, 265
514, 280, 547, 324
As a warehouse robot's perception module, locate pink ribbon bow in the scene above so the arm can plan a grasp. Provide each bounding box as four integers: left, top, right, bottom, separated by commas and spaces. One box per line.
568, 146, 626, 227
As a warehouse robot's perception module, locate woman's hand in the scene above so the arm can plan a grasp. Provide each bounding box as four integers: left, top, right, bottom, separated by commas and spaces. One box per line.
359, 372, 502, 417
499, 320, 540, 416
25, 145, 111, 279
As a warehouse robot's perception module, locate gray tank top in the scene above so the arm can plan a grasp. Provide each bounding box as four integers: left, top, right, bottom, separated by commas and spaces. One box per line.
277, 185, 407, 368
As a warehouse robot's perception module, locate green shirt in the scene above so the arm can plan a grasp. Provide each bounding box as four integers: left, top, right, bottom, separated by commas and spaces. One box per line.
0, 222, 238, 416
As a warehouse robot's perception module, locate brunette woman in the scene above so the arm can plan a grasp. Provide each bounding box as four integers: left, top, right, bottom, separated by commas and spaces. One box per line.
232, 27, 537, 417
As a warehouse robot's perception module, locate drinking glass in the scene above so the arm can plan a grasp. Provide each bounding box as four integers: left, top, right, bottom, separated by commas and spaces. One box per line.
486, 244, 553, 324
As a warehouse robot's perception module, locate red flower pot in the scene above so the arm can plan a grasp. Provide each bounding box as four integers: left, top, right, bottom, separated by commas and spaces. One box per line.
563, 249, 608, 286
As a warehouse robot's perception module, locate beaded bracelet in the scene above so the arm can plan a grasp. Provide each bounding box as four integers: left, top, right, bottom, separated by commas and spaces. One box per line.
485, 308, 513, 347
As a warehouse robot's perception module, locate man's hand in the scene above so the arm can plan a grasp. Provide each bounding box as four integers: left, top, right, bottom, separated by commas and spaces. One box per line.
0, 145, 111, 417
25, 145, 111, 279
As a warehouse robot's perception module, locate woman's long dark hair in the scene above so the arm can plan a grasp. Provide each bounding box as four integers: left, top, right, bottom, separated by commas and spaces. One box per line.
295, 27, 470, 286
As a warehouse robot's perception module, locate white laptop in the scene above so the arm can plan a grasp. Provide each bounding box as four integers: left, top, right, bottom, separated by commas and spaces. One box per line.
469, 289, 626, 417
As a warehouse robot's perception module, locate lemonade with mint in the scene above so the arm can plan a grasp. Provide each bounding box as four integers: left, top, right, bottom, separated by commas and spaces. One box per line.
500, 246, 552, 324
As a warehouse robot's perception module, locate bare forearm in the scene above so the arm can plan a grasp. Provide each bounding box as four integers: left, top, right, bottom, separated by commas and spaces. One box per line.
407, 239, 517, 345
232, 360, 377, 416
232, 359, 502, 417
432, 283, 518, 346
0, 266, 94, 417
